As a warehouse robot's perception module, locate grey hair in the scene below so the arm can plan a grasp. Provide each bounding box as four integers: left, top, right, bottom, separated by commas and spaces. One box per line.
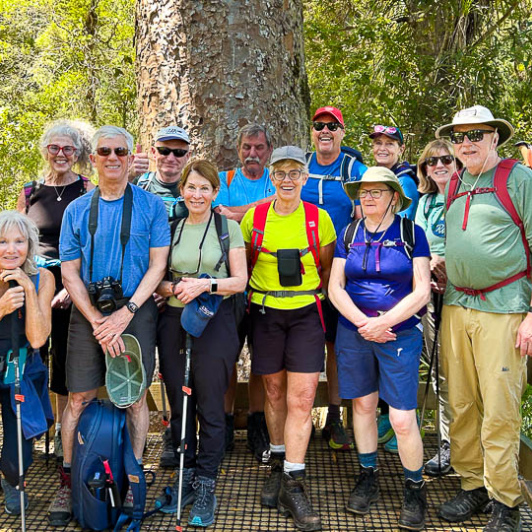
91, 126, 134, 153
40, 119, 95, 175
237, 124, 273, 149
0, 211, 40, 275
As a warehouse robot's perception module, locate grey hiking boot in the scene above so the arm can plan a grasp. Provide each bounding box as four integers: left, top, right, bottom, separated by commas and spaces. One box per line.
48, 467, 72, 526
189, 476, 217, 527
398, 479, 427, 531
278, 471, 322, 531
439, 487, 490, 522
2, 478, 28, 515
484, 501, 521, 531
261, 453, 284, 508
424, 440, 451, 477
155, 467, 196, 514
346, 467, 379, 515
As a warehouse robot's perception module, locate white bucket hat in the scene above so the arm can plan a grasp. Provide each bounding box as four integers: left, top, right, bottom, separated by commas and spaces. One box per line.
435, 105, 514, 147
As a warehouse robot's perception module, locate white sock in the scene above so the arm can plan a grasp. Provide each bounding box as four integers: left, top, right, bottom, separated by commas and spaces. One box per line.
284, 460, 305, 473
270, 443, 286, 455
55, 423, 62, 431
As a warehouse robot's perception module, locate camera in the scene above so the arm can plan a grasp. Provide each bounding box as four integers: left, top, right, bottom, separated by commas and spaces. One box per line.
88, 276, 123, 314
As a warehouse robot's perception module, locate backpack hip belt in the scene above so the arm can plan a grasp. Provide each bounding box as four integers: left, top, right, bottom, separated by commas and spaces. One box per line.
453, 270, 528, 301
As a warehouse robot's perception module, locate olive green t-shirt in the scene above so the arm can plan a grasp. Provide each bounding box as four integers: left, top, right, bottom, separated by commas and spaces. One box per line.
167, 217, 244, 308
444, 163, 532, 313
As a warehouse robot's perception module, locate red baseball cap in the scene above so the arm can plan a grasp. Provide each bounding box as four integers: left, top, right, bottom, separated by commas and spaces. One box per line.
312, 106, 345, 127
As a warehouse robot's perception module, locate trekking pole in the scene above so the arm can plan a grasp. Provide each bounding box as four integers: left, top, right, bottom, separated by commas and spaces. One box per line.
433, 293, 444, 471
159, 373, 169, 428
176, 333, 192, 532
9, 280, 26, 532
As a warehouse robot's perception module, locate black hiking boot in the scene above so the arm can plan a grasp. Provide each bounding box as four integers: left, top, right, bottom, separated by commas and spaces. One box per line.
188, 476, 217, 527
247, 412, 270, 463
439, 487, 490, 522
484, 501, 521, 531
346, 466, 379, 515
398, 479, 427, 530
261, 453, 284, 508
278, 471, 322, 531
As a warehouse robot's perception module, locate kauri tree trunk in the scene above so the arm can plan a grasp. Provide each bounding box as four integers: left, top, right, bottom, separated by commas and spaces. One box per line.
135, 0, 310, 169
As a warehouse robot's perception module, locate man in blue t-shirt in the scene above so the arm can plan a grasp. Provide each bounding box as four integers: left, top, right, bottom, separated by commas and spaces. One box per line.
49, 126, 170, 527
302, 106, 367, 452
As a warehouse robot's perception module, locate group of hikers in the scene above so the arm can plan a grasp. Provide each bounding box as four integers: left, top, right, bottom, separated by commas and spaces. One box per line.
0, 102, 531, 532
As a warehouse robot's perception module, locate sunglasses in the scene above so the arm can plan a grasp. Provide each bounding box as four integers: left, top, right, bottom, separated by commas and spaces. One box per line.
449, 129, 495, 144
313, 121, 343, 132
47, 145, 76, 156
95, 147, 130, 157
358, 189, 392, 199
272, 169, 304, 182
156, 146, 189, 158
425, 155, 455, 167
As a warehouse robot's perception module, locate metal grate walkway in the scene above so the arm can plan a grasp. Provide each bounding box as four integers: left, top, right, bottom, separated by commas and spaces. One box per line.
0, 429, 531, 531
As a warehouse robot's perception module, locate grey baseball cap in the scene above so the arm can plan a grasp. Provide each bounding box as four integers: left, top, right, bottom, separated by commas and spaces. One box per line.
270, 145, 306, 166
155, 126, 190, 144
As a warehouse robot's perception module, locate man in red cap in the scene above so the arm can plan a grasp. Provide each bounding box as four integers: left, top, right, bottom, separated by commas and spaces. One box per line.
301, 106, 367, 451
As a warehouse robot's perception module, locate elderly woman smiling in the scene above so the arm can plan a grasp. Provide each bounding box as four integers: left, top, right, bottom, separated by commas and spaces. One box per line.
329, 167, 431, 531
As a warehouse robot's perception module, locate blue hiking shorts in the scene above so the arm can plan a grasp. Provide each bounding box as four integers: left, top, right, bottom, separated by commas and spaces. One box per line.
335, 321, 422, 410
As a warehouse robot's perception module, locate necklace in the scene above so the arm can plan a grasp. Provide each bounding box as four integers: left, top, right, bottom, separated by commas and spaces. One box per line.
53, 185, 67, 202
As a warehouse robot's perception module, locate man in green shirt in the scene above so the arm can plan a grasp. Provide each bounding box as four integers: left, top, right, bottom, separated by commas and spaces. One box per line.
435, 106, 532, 532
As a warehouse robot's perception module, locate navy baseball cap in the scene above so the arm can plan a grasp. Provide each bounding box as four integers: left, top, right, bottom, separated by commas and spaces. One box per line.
369, 125, 404, 144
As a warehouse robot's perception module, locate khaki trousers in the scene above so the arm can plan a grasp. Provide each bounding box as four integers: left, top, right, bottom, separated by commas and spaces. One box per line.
441, 305, 527, 507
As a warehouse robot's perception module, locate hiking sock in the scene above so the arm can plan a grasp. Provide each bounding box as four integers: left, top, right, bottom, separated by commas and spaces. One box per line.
403, 466, 423, 483
270, 443, 286, 454
359, 451, 378, 470
326, 404, 341, 423
55, 422, 62, 431
62, 462, 71, 474
284, 460, 305, 474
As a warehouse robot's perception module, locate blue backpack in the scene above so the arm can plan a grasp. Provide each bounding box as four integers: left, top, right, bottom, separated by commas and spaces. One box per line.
71, 400, 147, 531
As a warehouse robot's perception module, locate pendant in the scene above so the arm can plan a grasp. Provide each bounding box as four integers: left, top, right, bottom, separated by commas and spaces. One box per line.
57, 197, 62, 201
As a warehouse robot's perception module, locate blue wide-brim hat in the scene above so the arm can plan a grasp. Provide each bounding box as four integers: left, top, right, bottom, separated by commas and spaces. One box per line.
181, 275, 224, 338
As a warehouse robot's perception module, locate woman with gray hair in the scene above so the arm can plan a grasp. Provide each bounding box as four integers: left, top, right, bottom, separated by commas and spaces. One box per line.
0, 211, 55, 514
16, 119, 94, 460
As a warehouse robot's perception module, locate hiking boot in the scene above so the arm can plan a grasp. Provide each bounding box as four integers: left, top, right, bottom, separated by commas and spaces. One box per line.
160, 427, 179, 468
155, 467, 196, 514
346, 467, 379, 515
439, 487, 490, 522
424, 440, 452, 477
48, 467, 72, 526
398, 479, 427, 530
189, 476, 217, 527
224, 413, 235, 455
247, 412, 270, 463
261, 453, 284, 508
377, 414, 394, 443
54, 429, 63, 461
484, 501, 521, 531
2, 478, 28, 515
278, 471, 322, 531
322, 419, 354, 451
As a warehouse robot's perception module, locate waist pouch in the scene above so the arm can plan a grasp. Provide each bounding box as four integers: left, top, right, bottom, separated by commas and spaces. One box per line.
277, 249, 302, 287
2, 347, 28, 385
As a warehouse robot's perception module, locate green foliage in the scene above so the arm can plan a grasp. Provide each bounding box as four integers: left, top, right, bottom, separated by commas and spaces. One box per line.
522, 384, 532, 439
0, 0, 135, 207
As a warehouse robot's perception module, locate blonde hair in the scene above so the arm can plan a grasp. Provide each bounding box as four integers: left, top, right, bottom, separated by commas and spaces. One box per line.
0, 211, 39, 275
417, 139, 459, 194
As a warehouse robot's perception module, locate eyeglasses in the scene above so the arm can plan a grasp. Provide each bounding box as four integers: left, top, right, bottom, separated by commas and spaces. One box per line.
156, 147, 189, 158
272, 169, 304, 181
312, 122, 343, 132
425, 155, 455, 167
449, 129, 495, 144
95, 147, 130, 157
358, 189, 392, 199
47, 145, 76, 156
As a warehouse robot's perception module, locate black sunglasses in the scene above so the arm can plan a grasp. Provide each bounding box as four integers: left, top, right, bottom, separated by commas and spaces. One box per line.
96, 147, 129, 157
449, 129, 494, 144
425, 155, 455, 167
156, 147, 189, 158
312, 121, 343, 132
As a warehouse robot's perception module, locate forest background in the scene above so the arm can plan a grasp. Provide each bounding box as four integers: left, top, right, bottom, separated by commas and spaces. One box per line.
1, 0, 532, 431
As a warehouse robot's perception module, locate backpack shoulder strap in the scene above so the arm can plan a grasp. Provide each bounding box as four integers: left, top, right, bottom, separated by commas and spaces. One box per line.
340, 153, 355, 183
343, 218, 363, 254
23, 180, 39, 213
446, 170, 462, 211
302, 201, 321, 271
400, 217, 416, 260
226, 169, 236, 187
135, 172, 155, 190
250, 202, 272, 271
79, 175, 90, 194
213, 210, 231, 273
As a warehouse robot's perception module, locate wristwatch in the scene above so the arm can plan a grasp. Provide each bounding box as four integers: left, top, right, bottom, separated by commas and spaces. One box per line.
126, 301, 139, 314
210, 279, 218, 294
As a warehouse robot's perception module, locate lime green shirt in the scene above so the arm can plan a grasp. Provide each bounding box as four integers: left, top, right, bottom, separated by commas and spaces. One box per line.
241, 202, 336, 310
444, 163, 532, 313
168, 217, 244, 308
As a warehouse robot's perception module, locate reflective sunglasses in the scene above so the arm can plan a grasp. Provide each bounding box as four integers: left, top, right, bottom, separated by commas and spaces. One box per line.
47, 144, 76, 156
358, 188, 393, 199
156, 146, 189, 158
425, 155, 455, 167
373, 125, 398, 135
95, 147, 130, 157
312, 121, 343, 132
449, 129, 495, 144
272, 169, 304, 182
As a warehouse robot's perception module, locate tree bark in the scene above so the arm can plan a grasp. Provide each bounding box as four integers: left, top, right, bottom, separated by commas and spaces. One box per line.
135, 0, 310, 169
